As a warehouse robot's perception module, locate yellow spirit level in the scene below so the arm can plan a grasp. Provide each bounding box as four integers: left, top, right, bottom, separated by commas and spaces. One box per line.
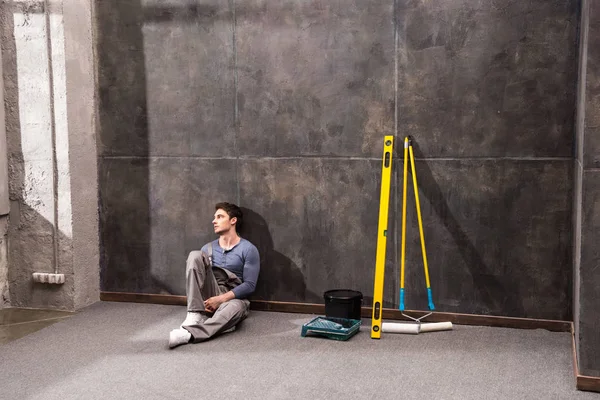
371, 136, 437, 339
370, 136, 394, 339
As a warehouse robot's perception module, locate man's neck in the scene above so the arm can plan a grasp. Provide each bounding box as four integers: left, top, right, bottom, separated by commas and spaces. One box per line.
219, 231, 240, 250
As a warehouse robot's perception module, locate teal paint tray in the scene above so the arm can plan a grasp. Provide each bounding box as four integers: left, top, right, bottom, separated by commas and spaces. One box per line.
300, 316, 361, 341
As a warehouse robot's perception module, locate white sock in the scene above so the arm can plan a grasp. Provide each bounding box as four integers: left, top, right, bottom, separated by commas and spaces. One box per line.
181, 311, 208, 327
169, 328, 192, 348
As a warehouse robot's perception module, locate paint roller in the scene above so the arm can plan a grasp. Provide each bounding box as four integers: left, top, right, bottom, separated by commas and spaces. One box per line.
387, 137, 452, 335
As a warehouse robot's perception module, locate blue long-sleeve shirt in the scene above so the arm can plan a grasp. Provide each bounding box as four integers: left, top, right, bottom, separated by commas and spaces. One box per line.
201, 238, 260, 299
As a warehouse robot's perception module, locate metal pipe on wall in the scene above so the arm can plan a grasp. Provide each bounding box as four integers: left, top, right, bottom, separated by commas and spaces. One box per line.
32, 0, 64, 285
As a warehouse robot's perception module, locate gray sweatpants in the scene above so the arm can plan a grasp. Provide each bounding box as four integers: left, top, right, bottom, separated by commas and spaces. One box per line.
184, 250, 250, 342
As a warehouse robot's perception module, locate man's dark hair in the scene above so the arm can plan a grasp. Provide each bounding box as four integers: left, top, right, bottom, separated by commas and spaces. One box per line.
215, 202, 243, 230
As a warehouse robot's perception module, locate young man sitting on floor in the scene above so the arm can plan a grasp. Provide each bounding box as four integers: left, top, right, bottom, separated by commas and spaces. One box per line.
169, 202, 260, 348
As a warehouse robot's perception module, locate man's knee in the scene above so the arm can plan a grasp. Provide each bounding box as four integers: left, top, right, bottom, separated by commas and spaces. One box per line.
186, 251, 209, 271
187, 250, 204, 263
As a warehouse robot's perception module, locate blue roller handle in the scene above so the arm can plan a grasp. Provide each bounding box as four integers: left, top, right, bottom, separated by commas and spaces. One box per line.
399, 288, 405, 311
401, 288, 435, 311
427, 288, 435, 311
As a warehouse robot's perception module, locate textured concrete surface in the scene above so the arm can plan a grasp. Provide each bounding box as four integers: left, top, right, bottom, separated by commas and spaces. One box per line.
579, 170, 600, 377
63, 0, 100, 310
401, 159, 572, 319
573, 0, 587, 372
99, 157, 238, 294
574, 0, 600, 378
1, 0, 73, 310
98, 0, 576, 322
576, 0, 589, 166
144, 0, 236, 157
96, 0, 237, 158
0, 0, 99, 311
397, 0, 578, 158
238, 159, 398, 306
583, 1, 600, 168
98, 158, 152, 293
95, 0, 148, 157
236, 0, 395, 157
573, 161, 582, 358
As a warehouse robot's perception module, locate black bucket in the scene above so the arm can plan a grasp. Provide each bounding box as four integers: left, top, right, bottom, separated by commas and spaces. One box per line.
323, 289, 363, 320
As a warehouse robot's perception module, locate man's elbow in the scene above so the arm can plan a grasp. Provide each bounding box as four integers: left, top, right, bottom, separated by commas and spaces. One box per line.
247, 282, 257, 295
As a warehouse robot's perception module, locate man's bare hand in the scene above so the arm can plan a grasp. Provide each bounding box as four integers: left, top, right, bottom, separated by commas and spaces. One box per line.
204, 291, 236, 312
204, 295, 224, 313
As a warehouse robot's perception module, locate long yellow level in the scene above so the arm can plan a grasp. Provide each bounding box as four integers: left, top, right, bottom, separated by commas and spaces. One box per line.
371, 136, 394, 339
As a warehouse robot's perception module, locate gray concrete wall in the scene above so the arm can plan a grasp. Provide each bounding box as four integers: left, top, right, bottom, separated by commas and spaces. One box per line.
98, 0, 578, 320
396, 1, 576, 318
574, 0, 600, 378
0, 46, 8, 309
573, 0, 587, 374
0, 0, 99, 311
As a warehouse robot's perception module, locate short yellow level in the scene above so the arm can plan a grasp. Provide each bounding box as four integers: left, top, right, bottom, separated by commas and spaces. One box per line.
371, 136, 394, 339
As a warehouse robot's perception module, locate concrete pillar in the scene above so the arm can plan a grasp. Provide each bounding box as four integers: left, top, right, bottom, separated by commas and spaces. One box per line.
62, 0, 99, 310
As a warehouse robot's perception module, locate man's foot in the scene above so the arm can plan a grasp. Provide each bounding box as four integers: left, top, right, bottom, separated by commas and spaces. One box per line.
169, 328, 192, 348
181, 311, 208, 327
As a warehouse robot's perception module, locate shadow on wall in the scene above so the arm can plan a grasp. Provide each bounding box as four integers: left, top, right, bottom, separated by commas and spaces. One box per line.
96, 0, 152, 294
408, 140, 525, 316
95, 1, 320, 302
1, 0, 75, 309
240, 207, 319, 303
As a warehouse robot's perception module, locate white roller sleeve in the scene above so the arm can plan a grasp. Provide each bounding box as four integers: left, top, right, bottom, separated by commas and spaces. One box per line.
381, 322, 420, 334
419, 321, 453, 332
381, 321, 453, 334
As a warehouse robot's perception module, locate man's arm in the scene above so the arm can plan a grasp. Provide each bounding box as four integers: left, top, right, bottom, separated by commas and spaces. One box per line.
231, 245, 260, 299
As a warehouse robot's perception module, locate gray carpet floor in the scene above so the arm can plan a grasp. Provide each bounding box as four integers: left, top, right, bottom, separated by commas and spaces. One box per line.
0, 301, 596, 400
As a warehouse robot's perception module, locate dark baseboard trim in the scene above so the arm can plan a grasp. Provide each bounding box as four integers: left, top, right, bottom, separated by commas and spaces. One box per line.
249, 300, 325, 314
100, 291, 186, 306
249, 300, 570, 331
578, 376, 600, 393
101, 292, 600, 391
571, 324, 600, 393
100, 292, 570, 331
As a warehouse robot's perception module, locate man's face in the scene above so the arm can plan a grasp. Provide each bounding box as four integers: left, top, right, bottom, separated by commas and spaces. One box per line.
213, 209, 236, 234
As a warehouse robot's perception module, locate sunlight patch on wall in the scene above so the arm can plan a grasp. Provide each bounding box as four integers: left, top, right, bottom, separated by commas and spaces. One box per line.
13, 6, 72, 239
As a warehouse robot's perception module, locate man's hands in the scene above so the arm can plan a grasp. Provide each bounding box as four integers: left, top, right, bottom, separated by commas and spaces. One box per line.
203, 295, 224, 313
203, 291, 236, 313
